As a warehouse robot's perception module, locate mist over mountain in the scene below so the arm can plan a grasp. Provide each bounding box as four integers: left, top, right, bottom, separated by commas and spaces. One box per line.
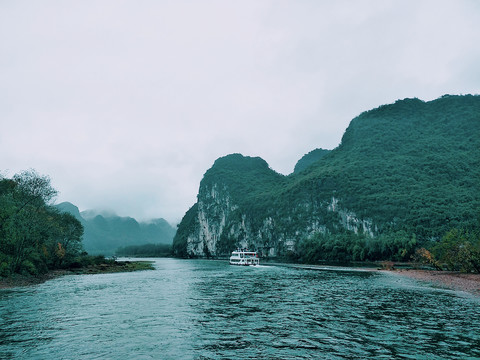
173, 95, 480, 261
56, 202, 176, 255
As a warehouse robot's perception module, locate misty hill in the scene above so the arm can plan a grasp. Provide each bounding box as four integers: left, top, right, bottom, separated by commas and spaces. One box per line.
56, 202, 176, 255
56, 201, 85, 221
173, 95, 480, 261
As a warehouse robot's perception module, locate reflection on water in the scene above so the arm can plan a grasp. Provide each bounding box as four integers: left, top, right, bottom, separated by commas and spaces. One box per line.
1, 259, 479, 359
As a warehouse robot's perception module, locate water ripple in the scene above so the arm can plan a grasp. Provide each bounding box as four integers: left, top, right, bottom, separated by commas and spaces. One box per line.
1, 259, 479, 359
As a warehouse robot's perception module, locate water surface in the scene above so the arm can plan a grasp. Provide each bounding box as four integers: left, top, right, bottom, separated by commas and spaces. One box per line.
1, 259, 479, 359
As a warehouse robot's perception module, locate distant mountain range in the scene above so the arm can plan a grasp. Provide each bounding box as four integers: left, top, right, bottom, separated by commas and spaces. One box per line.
56, 202, 176, 255
173, 95, 480, 260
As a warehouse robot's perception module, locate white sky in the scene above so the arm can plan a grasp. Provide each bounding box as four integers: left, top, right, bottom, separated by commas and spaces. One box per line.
1, 0, 479, 224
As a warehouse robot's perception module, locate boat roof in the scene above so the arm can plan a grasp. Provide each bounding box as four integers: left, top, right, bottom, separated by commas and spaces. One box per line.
232, 249, 256, 253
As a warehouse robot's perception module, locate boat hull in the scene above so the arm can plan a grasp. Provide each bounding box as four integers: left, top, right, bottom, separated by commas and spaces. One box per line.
229, 260, 259, 266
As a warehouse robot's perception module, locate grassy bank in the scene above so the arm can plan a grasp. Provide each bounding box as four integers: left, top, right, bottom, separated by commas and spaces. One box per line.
71, 260, 154, 274
0, 260, 154, 289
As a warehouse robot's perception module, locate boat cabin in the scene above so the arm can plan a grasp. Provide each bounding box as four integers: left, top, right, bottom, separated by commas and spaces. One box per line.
229, 248, 259, 266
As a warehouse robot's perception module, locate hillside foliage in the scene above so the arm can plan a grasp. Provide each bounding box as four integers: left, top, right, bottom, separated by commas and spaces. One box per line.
0, 170, 84, 277
116, 243, 172, 257
302, 95, 480, 238
174, 95, 480, 265
293, 148, 331, 173
421, 228, 480, 273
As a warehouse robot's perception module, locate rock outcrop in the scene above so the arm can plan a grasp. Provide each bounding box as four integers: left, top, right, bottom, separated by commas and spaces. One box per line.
173, 95, 480, 259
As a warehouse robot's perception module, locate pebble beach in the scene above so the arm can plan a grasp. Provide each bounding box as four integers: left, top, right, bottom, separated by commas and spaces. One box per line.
393, 269, 480, 296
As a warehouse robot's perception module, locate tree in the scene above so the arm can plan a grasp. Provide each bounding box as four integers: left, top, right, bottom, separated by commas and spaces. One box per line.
12, 169, 58, 211
49, 212, 84, 267
0, 170, 85, 276
432, 229, 480, 272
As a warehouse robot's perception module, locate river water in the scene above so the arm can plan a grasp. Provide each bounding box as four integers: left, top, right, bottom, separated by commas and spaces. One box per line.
1, 258, 479, 359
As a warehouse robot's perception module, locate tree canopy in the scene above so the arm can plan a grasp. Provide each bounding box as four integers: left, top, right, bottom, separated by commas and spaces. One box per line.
0, 170, 84, 277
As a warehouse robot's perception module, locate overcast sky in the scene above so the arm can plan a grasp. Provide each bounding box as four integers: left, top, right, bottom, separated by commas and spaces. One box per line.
1, 0, 479, 224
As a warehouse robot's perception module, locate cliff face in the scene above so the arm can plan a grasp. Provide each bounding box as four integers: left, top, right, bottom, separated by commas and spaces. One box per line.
177, 155, 382, 258
181, 176, 378, 258
186, 183, 234, 256
173, 95, 480, 258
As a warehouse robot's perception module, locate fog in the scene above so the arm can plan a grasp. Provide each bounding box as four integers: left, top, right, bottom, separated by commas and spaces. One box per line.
1, 0, 479, 223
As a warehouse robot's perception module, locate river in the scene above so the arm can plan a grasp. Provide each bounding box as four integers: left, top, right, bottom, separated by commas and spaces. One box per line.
1, 258, 479, 359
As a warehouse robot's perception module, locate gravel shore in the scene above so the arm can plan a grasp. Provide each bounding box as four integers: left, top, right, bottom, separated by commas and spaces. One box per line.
393, 269, 480, 296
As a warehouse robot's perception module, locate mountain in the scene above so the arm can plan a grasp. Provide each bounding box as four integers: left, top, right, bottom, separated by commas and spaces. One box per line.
55, 201, 85, 222
173, 95, 480, 261
56, 203, 176, 255
293, 148, 331, 173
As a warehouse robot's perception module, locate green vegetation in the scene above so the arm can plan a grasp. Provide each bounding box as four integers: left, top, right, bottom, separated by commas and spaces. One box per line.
174, 95, 480, 265
68, 255, 154, 274
199, 154, 287, 229
0, 170, 84, 277
172, 203, 197, 257
294, 230, 417, 264
415, 228, 480, 273
116, 243, 172, 257
293, 148, 331, 173
200, 154, 286, 210
0, 170, 155, 281
302, 95, 480, 237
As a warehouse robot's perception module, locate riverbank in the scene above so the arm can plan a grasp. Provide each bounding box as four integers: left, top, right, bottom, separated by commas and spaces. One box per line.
275, 262, 480, 296
391, 269, 480, 296
0, 260, 154, 289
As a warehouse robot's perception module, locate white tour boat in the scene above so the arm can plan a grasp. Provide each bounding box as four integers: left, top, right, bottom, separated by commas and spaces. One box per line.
229, 249, 259, 266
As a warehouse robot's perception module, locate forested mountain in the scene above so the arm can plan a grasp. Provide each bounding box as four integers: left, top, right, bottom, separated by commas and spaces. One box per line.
56, 202, 176, 255
293, 148, 331, 173
173, 95, 480, 263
